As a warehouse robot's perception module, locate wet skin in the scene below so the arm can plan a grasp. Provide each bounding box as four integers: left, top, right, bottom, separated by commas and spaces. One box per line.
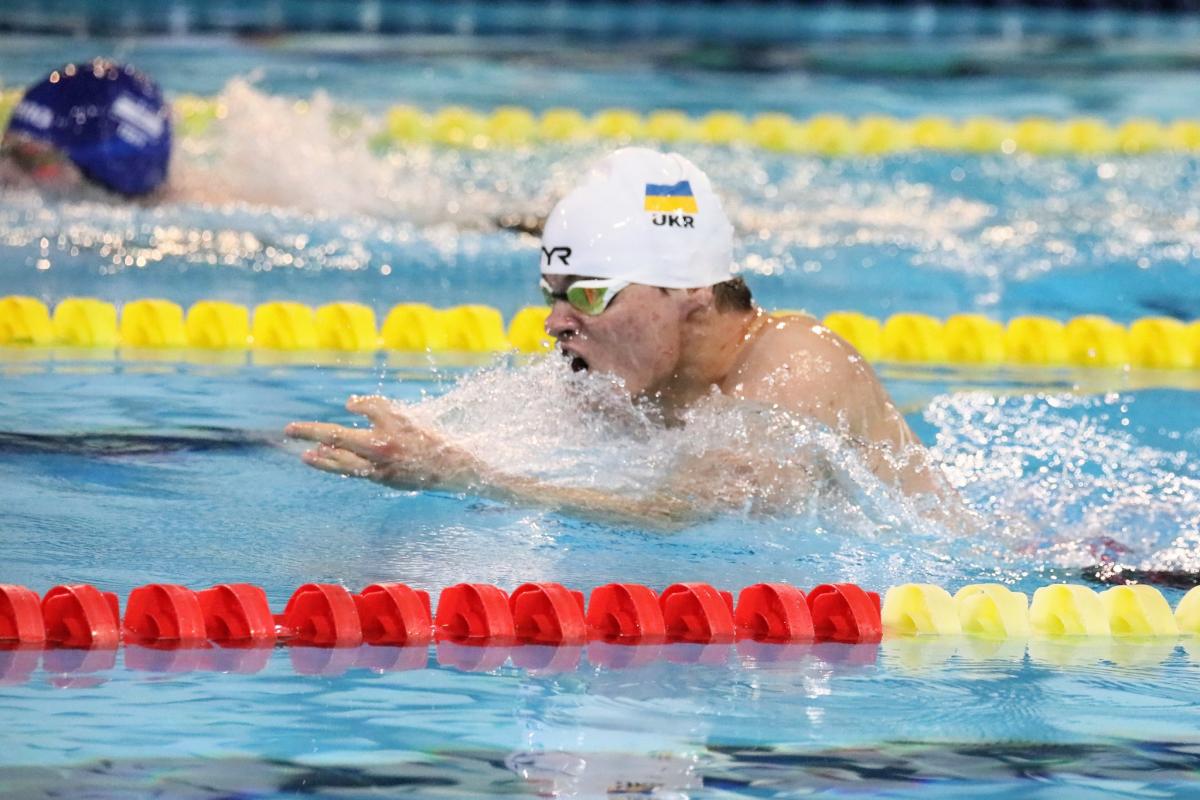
543, 274, 698, 403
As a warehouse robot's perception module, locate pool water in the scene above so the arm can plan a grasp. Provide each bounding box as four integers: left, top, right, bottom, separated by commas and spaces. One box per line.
3, 20, 1200, 798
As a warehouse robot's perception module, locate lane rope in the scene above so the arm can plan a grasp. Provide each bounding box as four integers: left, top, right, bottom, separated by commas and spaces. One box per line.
177, 100, 1200, 157
1, 580, 1196, 656
2, 295, 1198, 369
2, 91, 1199, 156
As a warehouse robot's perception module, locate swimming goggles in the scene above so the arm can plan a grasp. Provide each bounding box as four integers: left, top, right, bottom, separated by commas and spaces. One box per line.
540, 277, 630, 316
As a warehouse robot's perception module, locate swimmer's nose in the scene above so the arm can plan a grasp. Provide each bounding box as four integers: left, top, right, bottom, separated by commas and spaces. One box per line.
545, 301, 581, 340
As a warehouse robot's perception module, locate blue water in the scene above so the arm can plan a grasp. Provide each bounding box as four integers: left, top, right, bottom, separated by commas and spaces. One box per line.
2, 23, 1200, 799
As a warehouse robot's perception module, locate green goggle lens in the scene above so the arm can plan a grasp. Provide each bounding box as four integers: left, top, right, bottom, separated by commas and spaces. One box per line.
540, 278, 629, 316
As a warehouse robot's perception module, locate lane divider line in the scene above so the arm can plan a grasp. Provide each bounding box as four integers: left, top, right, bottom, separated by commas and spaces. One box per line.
164, 96, 1200, 157
1, 581, 1196, 680
6, 91, 1197, 156
3, 580, 1196, 652
2, 296, 1198, 369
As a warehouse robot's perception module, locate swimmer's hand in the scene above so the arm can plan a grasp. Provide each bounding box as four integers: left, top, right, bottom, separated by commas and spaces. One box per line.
286, 394, 707, 529
286, 395, 485, 492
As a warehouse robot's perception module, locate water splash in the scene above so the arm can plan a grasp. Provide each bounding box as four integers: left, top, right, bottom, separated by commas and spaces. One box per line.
169, 78, 576, 228
402, 360, 1200, 583
404, 356, 960, 540
927, 389, 1200, 574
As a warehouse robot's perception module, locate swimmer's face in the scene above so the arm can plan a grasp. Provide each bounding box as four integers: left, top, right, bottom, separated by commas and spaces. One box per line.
544, 273, 690, 397
0, 132, 82, 191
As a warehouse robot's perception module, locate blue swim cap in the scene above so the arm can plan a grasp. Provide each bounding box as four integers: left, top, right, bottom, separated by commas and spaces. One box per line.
5, 60, 171, 196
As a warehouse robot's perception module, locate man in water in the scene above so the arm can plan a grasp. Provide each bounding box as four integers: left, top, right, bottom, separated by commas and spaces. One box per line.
287, 148, 945, 524
0, 59, 171, 196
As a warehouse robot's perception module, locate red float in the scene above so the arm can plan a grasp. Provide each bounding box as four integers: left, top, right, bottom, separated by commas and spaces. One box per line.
0, 579, 895, 664
509, 582, 587, 644
735, 583, 814, 642
41, 584, 121, 648
807, 583, 882, 643
354, 583, 433, 646
280, 583, 363, 647
0, 584, 45, 644
198, 584, 275, 644
660, 583, 736, 643
585, 583, 665, 642
434, 583, 515, 642
123, 584, 207, 645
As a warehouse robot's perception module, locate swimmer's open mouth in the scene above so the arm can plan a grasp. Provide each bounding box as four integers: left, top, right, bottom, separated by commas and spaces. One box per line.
562, 350, 589, 372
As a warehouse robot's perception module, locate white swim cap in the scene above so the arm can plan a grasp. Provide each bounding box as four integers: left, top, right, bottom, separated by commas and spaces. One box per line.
539, 147, 734, 289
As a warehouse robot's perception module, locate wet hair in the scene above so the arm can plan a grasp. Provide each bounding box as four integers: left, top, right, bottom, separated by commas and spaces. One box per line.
712, 277, 753, 312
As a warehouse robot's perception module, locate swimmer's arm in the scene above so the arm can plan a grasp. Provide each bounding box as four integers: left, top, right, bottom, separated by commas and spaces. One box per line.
482, 473, 707, 529
286, 395, 707, 529
482, 445, 801, 526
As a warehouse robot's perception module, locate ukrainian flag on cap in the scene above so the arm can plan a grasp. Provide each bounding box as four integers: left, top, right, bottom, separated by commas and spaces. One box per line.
644, 180, 698, 214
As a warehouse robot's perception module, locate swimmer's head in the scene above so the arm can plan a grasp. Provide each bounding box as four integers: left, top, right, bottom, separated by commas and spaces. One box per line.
539, 147, 734, 289
2, 60, 171, 196
540, 149, 751, 399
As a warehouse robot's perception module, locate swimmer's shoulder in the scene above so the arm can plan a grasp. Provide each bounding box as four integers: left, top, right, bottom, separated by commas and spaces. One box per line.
748, 311, 869, 373
725, 310, 882, 410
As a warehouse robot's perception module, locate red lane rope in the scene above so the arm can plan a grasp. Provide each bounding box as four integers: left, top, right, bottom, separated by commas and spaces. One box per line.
0, 580, 881, 651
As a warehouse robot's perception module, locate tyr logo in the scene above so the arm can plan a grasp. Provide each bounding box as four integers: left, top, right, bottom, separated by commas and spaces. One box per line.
650, 214, 695, 228
541, 246, 572, 267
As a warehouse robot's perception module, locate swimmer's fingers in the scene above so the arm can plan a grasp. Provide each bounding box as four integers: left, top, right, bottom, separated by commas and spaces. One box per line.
301, 444, 376, 478
285, 421, 354, 444
345, 395, 404, 431
284, 421, 385, 459
345, 394, 428, 438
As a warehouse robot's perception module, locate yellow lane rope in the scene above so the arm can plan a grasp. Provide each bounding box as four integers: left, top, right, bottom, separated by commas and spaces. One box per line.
3, 90, 1198, 156
883, 582, 1200, 639
2, 296, 1197, 369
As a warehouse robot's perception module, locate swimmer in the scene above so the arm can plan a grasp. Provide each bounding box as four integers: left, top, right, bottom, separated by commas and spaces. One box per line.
0, 59, 171, 196
287, 148, 950, 525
